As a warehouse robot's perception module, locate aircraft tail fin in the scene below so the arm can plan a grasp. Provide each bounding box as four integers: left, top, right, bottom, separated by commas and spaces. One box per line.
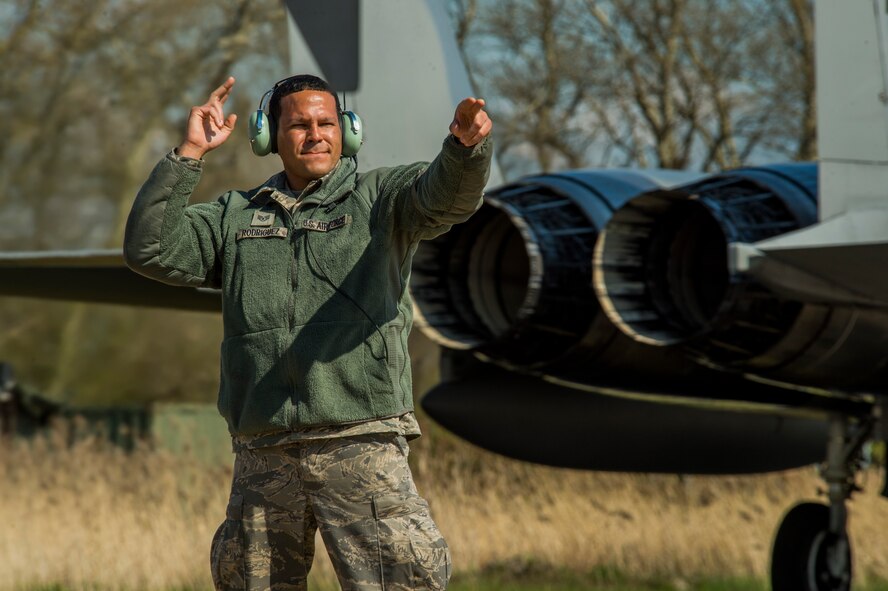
816, 0, 888, 220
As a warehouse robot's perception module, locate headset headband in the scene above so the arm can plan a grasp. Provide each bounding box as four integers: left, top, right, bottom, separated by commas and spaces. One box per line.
259, 77, 344, 118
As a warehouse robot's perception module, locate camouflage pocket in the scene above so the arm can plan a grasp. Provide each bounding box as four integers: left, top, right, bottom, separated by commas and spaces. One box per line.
372, 494, 450, 591
210, 494, 246, 591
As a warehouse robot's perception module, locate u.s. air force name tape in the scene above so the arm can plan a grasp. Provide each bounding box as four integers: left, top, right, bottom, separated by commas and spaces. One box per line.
236, 227, 289, 241
302, 214, 352, 232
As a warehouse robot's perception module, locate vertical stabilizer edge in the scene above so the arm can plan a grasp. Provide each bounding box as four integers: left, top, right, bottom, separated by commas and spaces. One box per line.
817, 0, 888, 220
284, 0, 503, 183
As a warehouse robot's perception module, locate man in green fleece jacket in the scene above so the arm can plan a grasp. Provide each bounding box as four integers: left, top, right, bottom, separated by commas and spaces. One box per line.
124, 75, 491, 590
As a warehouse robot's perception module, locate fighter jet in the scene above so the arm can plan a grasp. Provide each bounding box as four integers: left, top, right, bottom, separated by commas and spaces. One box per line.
1, 1, 884, 589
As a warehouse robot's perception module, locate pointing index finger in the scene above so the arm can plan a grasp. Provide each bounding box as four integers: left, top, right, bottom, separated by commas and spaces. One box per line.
459, 99, 487, 124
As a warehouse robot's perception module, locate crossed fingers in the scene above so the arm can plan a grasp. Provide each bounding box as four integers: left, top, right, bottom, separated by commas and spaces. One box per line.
202, 76, 236, 129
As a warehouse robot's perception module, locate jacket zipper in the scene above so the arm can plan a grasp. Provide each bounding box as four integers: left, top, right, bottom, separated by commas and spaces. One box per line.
288, 207, 300, 423
276, 181, 324, 423
261, 193, 300, 415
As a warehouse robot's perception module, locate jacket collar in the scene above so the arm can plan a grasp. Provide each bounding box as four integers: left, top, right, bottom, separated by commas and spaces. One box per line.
250, 158, 357, 211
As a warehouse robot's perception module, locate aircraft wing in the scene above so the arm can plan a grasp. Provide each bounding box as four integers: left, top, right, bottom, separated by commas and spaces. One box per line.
0, 250, 220, 312
730, 219, 888, 308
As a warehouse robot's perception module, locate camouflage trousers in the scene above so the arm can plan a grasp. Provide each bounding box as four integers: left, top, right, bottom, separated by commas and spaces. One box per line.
210, 433, 450, 590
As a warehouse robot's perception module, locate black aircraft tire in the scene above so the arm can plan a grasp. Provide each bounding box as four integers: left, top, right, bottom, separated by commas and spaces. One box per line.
771, 502, 851, 591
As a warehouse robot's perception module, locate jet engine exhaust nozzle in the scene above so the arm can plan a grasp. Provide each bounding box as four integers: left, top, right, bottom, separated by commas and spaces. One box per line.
594, 164, 818, 363
411, 170, 685, 370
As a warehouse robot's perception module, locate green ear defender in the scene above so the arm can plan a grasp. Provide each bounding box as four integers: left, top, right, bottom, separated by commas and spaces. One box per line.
248, 86, 276, 156
340, 110, 363, 157
249, 108, 275, 156
248, 82, 363, 158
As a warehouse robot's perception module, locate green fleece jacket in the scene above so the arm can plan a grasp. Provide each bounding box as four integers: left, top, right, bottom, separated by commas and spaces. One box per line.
124, 136, 491, 436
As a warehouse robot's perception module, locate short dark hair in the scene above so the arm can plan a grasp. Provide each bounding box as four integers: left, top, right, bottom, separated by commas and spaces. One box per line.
268, 74, 341, 125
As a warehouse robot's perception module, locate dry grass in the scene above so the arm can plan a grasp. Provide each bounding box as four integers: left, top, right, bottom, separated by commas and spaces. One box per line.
0, 427, 228, 591
2, 422, 888, 590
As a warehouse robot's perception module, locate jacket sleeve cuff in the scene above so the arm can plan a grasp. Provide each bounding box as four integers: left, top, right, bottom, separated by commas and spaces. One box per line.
440, 134, 492, 178
446, 134, 491, 156
169, 147, 205, 171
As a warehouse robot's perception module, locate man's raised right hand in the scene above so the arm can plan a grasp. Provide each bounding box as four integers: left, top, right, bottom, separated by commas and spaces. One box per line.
176, 77, 238, 160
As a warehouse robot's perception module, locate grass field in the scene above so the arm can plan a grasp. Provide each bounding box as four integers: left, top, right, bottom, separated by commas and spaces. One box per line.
2, 419, 888, 591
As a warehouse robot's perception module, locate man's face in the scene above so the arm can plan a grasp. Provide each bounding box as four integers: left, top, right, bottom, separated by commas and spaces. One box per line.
276, 90, 342, 190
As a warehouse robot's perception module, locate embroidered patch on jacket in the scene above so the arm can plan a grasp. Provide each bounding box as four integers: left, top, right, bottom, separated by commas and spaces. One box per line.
236, 227, 289, 241
250, 210, 275, 227
301, 214, 353, 232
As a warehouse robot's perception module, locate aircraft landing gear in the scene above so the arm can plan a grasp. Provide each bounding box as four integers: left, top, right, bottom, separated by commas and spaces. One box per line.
771, 413, 876, 591
771, 503, 850, 590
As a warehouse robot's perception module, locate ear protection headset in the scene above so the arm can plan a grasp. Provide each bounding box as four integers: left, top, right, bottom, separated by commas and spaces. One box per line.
248, 77, 363, 158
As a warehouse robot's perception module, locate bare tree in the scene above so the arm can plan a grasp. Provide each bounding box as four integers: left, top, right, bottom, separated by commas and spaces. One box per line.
449, 0, 479, 49
0, 0, 287, 403
757, 0, 816, 161
455, 0, 816, 174
458, 0, 605, 176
